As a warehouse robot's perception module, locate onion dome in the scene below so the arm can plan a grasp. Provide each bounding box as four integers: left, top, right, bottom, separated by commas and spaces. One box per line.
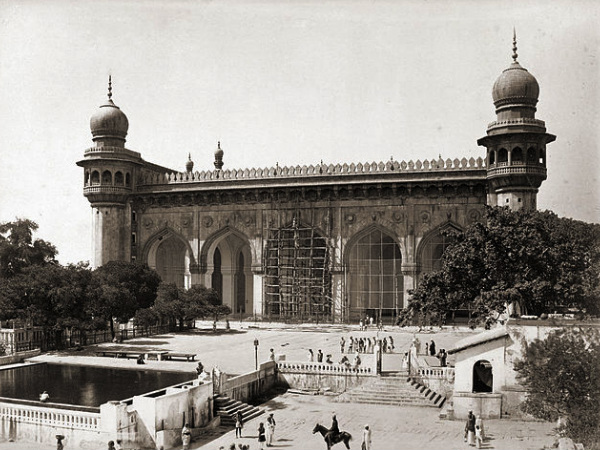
491, 32, 539, 112
90, 76, 129, 143
186, 153, 194, 172
214, 141, 224, 170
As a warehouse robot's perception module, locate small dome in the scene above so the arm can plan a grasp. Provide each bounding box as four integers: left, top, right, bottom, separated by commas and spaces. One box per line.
492, 62, 539, 108
90, 77, 129, 142
90, 99, 129, 141
214, 141, 224, 158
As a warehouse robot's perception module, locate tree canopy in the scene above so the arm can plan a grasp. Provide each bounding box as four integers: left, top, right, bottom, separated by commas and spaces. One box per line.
401, 207, 600, 327
514, 327, 600, 448
0, 219, 57, 278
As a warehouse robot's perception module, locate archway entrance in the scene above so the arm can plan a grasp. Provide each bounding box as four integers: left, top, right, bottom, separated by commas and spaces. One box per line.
154, 236, 188, 288
473, 360, 493, 393
205, 231, 253, 315
346, 227, 402, 323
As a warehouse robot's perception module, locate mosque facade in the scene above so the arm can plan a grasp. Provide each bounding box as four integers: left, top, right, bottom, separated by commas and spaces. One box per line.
77, 38, 555, 323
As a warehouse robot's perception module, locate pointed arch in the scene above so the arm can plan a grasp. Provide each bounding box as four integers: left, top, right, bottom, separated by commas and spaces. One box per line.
200, 226, 254, 313
416, 221, 463, 274
344, 224, 403, 322
142, 227, 196, 289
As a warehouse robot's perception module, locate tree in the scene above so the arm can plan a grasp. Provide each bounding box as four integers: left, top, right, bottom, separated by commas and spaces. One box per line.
88, 261, 161, 338
401, 207, 600, 327
0, 219, 57, 278
133, 308, 158, 331
153, 283, 230, 329
514, 328, 600, 448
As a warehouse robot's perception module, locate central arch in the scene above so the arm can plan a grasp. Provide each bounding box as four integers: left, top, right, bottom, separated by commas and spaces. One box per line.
203, 227, 253, 315
344, 225, 403, 323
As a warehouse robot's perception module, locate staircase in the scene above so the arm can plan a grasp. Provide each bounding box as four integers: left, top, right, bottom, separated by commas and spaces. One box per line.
214, 395, 264, 426
335, 372, 446, 408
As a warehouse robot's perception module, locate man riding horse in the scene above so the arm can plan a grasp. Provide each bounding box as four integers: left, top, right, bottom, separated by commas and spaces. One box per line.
326, 414, 340, 442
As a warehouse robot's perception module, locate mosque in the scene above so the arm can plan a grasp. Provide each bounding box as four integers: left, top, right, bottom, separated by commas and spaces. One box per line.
77, 36, 555, 323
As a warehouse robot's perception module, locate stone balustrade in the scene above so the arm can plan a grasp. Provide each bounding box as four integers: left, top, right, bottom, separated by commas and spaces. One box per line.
417, 366, 455, 381
0, 402, 100, 431
277, 361, 372, 375
139, 157, 486, 186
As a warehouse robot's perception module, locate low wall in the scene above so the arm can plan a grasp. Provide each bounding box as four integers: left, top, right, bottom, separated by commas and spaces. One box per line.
220, 361, 278, 403
416, 367, 455, 398
277, 361, 375, 392
452, 392, 503, 419
0, 350, 41, 367
0, 401, 107, 448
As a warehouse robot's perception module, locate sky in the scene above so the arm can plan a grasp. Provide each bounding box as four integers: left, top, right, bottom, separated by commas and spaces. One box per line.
0, 0, 598, 265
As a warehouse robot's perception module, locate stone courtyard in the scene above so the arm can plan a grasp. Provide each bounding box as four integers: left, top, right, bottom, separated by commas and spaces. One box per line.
0, 321, 557, 449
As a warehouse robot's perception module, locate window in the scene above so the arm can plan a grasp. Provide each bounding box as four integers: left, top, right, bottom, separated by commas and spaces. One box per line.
497, 148, 508, 163
91, 171, 100, 185
102, 170, 112, 185
511, 147, 523, 163
473, 360, 493, 393
115, 171, 124, 185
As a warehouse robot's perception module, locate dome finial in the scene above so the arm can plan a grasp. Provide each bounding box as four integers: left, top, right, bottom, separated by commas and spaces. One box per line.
512, 28, 518, 63
108, 75, 113, 101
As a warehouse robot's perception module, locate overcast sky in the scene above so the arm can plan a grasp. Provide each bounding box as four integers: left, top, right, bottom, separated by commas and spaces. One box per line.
0, 0, 598, 265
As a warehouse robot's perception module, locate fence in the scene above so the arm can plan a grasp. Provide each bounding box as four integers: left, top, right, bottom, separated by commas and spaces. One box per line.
0, 401, 101, 431
12, 325, 172, 353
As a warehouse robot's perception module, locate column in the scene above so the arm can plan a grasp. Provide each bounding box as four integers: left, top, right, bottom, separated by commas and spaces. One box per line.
401, 263, 419, 308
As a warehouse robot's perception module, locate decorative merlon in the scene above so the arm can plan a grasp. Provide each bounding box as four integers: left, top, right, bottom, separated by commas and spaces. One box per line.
139, 157, 486, 186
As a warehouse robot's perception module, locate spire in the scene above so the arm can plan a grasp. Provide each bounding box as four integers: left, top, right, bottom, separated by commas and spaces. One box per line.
108, 75, 113, 101
185, 153, 194, 172
512, 28, 518, 63
214, 141, 224, 170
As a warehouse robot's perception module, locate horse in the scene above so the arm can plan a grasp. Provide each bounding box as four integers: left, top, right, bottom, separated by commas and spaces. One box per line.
312, 423, 353, 450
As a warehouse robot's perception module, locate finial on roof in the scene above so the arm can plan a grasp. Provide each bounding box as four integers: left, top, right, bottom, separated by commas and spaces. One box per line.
512, 28, 518, 63
218, 141, 221, 149
185, 153, 194, 172
214, 141, 224, 170
108, 75, 113, 100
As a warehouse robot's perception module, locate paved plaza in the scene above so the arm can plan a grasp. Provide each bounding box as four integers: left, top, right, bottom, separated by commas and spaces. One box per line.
1, 322, 557, 449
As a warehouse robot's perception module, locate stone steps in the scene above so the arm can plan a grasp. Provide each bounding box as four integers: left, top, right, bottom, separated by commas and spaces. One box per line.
336, 375, 446, 408
214, 395, 264, 426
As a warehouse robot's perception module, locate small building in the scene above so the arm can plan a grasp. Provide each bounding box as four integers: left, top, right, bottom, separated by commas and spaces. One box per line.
448, 323, 576, 419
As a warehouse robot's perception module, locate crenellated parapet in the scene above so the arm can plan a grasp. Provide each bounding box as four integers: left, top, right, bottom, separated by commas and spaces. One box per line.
138, 156, 486, 186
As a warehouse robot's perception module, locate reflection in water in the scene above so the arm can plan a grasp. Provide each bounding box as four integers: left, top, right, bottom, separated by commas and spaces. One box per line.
0, 364, 193, 407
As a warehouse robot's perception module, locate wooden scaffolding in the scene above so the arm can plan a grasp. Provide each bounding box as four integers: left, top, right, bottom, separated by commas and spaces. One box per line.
264, 221, 332, 321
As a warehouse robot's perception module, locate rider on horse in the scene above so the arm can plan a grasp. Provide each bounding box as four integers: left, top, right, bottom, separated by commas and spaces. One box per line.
325, 414, 340, 443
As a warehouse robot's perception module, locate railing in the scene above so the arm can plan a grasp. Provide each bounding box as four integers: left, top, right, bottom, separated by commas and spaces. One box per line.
417, 366, 455, 381
487, 118, 546, 130
277, 361, 373, 375
487, 166, 546, 177
83, 185, 131, 194
0, 402, 101, 431
84, 146, 141, 159
138, 157, 486, 186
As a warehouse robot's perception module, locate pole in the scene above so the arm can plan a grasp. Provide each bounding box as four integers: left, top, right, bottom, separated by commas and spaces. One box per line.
254, 338, 259, 370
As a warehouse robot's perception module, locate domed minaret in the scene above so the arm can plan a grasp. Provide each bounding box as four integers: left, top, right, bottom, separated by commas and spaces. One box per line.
77, 77, 142, 267
478, 32, 556, 211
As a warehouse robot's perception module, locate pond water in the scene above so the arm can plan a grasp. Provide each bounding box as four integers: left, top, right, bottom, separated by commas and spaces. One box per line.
0, 363, 194, 407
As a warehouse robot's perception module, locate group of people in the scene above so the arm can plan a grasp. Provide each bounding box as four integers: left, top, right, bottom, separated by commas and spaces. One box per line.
410, 335, 448, 367
233, 411, 276, 449
464, 410, 485, 448
307, 348, 362, 369
340, 335, 395, 354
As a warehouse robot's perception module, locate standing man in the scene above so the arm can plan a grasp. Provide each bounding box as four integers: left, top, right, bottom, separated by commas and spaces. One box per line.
362, 424, 372, 450
235, 410, 244, 438
340, 337, 346, 353
266, 413, 276, 446
181, 423, 191, 450
269, 348, 276, 362
465, 411, 476, 446
317, 349, 323, 363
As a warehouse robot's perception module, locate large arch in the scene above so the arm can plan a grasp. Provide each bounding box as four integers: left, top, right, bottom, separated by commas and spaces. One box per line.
264, 220, 331, 321
344, 224, 403, 322
472, 360, 494, 393
416, 221, 462, 275
143, 228, 196, 289
201, 227, 254, 315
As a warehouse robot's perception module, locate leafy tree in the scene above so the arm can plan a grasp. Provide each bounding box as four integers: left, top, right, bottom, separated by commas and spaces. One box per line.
153, 283, 230, 329
0, 219, 57, 278
401, 207, 600, 327
88, 261, 161, 338
133, 308, 158, 331
514, 328, 600, 448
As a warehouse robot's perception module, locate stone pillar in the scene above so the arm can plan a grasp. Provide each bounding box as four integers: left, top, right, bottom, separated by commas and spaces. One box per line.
93, 205, 129, 268
252, 266, 264, 319
331, 271, 344, 323
401, 263, 419, 307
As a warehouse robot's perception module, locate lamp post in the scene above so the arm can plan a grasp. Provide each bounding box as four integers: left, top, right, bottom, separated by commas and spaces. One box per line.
254, 338, 259, 370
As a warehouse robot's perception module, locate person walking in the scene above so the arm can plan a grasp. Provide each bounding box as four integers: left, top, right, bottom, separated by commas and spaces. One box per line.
464, 411, 476, 446
429, 339, 436, 356
475, 416, 485, 441
266, 413, 276, 446
269, 348, 276, 361
340, 337, 346, 353
362, 424, 372, 450
308, 349, 314, 362
235, 410, 244, 438
181, 423, 192, 450
257, 422, 267, 450
317, 349, 323, 363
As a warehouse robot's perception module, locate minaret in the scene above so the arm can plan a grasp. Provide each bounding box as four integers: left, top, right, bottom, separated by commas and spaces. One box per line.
478, 31, 556, 211
76, 77, 141, 267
